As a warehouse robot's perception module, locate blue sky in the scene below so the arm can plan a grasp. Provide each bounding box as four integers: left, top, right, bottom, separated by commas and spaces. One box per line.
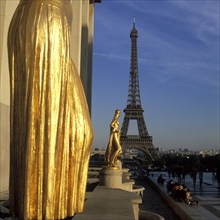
91, 0, 219, 151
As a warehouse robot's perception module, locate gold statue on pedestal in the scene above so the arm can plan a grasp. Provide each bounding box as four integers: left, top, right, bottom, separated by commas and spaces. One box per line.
105, 109, 122, 168
8, 0, 93, 219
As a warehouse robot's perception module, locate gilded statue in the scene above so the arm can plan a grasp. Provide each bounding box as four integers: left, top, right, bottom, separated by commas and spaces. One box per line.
7, 0, 93, 219
105, 109, 122, 167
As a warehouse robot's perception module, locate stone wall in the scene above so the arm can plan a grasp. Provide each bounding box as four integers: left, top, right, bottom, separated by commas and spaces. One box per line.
0, 0, 18, 193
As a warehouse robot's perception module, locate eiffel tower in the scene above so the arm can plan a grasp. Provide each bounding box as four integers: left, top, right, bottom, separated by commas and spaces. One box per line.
120, 18, 159, 162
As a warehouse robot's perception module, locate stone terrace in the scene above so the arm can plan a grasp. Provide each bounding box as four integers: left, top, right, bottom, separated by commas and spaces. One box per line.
146, 172, 220, 220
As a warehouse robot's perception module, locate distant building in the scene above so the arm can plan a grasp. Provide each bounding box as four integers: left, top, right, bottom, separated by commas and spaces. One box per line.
159, 147, 220, 156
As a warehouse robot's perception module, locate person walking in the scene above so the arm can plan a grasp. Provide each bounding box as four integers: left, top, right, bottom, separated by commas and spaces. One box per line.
199, 170, 203, 187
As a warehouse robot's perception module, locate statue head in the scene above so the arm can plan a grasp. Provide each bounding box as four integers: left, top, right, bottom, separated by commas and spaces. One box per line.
115, 109, 120, 117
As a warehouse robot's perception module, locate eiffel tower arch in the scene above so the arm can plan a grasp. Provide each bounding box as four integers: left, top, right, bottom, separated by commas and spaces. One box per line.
120, 18, 159, 163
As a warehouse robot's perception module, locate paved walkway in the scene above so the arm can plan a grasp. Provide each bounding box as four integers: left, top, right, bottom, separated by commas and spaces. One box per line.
136, 179, 181, 220
146, 172, 220, 220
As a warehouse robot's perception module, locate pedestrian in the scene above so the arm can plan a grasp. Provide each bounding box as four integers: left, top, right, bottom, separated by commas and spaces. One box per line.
191, 169, 197, 187
199, 171, 203, 186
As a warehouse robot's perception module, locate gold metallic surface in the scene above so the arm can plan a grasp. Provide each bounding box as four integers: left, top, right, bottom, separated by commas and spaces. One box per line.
103, 165, 120, 170
104, 109, 122, 167
8, 0, 93, 219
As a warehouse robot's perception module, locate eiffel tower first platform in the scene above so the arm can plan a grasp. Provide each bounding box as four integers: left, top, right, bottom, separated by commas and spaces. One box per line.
120, 18, 159, 163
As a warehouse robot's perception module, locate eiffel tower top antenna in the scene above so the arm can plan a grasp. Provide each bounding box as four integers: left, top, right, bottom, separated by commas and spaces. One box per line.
133, 16, 136, 28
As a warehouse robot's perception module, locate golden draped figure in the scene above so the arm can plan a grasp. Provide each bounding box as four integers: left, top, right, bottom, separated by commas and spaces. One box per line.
7, 0, 93, 219
104, 109, 122, 167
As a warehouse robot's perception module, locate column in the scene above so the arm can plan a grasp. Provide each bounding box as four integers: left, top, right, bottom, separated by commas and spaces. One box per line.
0, 0, 19, 193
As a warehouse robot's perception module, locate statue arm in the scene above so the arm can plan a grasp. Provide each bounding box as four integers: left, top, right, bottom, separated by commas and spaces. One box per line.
110, 120, 120, 133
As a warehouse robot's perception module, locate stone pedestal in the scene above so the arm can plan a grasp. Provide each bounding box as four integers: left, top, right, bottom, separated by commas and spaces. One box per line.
99, 161, 144, 196
99, 167, 123, 188
97, 161, 144, 220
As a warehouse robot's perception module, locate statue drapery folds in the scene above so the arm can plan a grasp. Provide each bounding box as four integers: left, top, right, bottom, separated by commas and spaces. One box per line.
8, 0, 93, 219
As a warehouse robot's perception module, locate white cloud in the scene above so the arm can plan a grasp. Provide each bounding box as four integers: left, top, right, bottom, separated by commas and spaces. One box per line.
94, 52, 129, 61
94, 0, 219, 90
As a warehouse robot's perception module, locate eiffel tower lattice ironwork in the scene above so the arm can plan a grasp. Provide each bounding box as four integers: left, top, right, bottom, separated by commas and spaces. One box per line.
120, 18, 159, 162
